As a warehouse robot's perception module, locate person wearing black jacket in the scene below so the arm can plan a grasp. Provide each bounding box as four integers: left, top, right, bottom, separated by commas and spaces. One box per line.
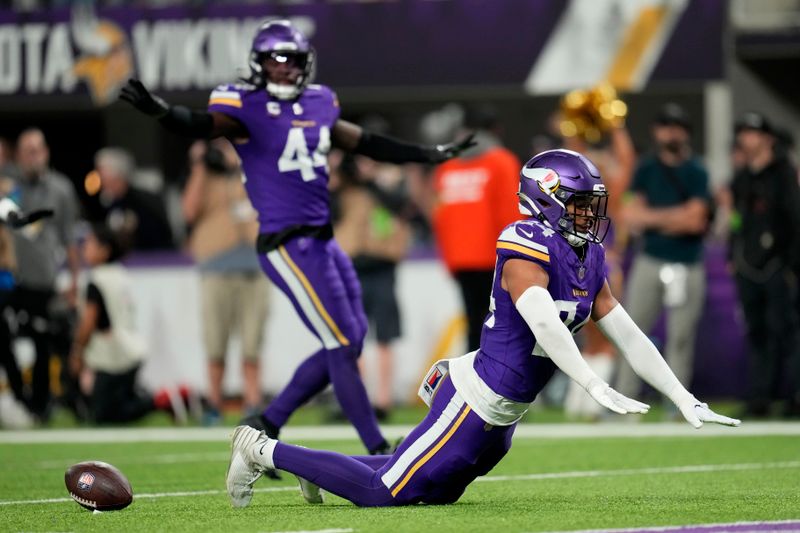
94, 147, 174, 251
729, 112, 800, 418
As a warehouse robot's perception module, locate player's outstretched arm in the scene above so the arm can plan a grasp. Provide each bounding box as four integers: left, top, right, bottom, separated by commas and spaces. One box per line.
503, 259, 649, 416
332, 119, 476, 164
119, 79, 246, 140
592, 280, 740, 428
0, 198, 21, 224
0, 197, 53, 228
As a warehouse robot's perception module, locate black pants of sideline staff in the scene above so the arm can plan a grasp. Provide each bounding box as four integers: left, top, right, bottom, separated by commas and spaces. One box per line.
736, 270, 800, 416
453, 269, 495, 353
91, 365, 155, 424
6, 286, 54, 419
0, 289, 27, 409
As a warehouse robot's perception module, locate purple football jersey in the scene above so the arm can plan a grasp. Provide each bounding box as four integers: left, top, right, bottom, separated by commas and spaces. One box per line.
208, 83, 340, 233
474, 219, 608, 403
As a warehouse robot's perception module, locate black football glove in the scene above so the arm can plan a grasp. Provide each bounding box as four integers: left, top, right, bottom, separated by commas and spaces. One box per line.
428, 132, 478, 164
10, 209, 54, 228
0, 197, 54, 228
119, 78, 170, 118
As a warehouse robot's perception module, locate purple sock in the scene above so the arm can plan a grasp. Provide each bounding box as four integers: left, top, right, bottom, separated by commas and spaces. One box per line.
327, 348, 386, 452
274, 442, 395, 507
264, 349, 329, 428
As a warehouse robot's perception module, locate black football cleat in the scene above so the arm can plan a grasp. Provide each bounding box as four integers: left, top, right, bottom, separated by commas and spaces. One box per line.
368, 436, 404, 456
239, 413, 279, 438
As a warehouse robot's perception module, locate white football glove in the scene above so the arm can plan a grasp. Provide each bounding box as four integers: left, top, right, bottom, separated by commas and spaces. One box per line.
676, 397, 741, 428
586, 378, 650, 415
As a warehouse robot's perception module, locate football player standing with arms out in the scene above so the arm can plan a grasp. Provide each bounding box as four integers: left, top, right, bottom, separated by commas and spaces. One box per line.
119, 20, 474, 457
226, 149, 739, 508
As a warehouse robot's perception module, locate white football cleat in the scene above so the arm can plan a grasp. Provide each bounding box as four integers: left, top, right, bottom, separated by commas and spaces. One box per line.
226, 425, 269, 508
296, 476, 324, 504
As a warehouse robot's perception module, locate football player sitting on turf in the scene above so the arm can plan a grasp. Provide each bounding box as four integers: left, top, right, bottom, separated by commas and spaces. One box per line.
226, 149, 740, 508
120, 19, 473, 458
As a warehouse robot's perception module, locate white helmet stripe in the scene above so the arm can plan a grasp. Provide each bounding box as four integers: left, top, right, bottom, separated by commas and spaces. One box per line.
521, 166, 551, 180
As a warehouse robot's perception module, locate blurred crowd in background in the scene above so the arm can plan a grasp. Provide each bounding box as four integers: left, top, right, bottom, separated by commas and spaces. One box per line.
2, 95, 799, 429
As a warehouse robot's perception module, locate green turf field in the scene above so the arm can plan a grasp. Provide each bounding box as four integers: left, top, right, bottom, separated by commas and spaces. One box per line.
1, 428, 799, 533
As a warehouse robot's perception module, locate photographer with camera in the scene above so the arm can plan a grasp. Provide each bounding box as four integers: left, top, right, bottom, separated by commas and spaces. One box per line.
182, 139, 270, 424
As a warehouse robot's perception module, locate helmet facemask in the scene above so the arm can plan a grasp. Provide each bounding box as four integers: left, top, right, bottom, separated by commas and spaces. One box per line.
561, 190, 609, 246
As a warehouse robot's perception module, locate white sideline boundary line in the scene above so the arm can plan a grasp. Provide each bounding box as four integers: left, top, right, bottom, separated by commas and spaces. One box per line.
538, 518, 800, 533
2, 422, 799, 444
268, 530, 353, 533
0, 486, 297, 506
2, 460, 799, 507
475, 460, 800, 482
35, 452, 232, 469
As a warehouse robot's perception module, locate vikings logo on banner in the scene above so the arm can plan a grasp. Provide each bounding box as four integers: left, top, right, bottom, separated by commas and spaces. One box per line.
0, 1, 722, 103
71, 4, 133, 106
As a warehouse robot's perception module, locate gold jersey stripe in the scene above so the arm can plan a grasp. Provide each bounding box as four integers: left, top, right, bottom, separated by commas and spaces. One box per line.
497, 242, 550, 263
208, 98, 243, 108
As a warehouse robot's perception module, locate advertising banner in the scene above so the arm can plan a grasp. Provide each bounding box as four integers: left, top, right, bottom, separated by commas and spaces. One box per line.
0, 0, 724, 106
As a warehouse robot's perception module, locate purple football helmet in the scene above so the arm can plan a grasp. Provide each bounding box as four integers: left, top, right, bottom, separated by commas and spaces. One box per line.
518, 149, 609, 246
247, 19, 315, 100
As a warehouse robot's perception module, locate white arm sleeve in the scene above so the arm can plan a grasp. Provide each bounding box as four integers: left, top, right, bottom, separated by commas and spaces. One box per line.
515, 286, 603, 391
595, 303, 694, 405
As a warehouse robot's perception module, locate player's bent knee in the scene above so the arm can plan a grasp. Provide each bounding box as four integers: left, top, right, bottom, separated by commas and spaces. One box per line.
326, 343, 361, 363
352, 487, 397, 507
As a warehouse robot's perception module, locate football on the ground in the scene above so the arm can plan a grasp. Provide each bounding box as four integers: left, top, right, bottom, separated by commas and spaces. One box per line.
64, 461, 133, 511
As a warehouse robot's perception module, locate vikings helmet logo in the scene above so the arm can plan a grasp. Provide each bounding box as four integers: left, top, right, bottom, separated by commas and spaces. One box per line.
71, 4, 133, 106
537, 169, 560, 195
